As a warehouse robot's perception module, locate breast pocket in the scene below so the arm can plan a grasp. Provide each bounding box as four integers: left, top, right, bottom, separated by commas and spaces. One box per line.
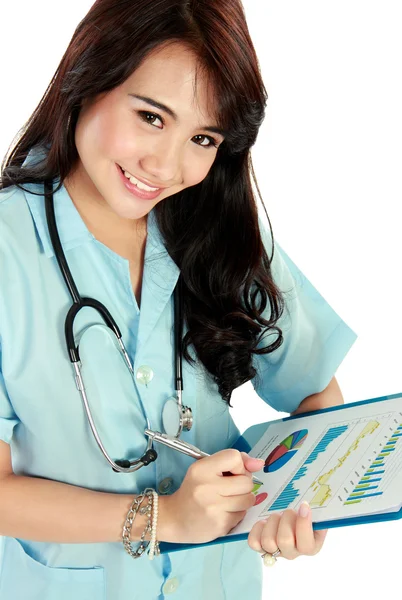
0, 537, 105, 600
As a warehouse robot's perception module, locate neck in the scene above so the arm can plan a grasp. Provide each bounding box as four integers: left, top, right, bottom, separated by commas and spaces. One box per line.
64, 165, 147, 260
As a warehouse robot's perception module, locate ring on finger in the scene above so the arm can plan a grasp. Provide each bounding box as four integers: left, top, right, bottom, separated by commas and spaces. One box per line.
261, 547, 281, 567
260, 513, 282, 567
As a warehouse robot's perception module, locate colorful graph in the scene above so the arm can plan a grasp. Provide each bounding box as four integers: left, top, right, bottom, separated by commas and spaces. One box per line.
269, 425, 348, 511
344, 422, 402, 505
264, 429, 308, 473
309, 420, 380, 507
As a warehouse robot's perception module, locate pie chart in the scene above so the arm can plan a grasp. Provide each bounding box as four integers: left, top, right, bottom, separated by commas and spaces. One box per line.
263, 429, 308, 473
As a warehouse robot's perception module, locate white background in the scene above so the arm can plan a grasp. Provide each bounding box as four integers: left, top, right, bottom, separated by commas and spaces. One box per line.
0, 1, 401, 598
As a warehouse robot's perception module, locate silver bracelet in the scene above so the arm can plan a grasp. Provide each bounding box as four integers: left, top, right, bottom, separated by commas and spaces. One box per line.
122, 489, 153, 558
122, 488, 160, 559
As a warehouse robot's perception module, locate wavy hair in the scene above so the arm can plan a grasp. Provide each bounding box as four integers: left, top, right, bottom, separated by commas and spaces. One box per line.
0, 0, 286, 407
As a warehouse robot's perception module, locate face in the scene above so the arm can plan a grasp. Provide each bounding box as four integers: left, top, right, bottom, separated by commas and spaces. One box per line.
66, 42, 224, 225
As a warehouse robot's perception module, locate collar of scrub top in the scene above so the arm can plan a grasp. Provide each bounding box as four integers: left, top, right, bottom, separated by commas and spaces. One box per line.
22, 150, 182, 425
22, 147, 163, 260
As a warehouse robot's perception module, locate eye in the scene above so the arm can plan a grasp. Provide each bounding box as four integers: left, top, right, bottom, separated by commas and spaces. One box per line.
137, 110, 220, 150
193, 134, 219, 149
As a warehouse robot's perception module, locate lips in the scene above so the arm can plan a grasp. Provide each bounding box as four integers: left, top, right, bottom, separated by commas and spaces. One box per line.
118, 165, 163, 190
116, 163, 164, 200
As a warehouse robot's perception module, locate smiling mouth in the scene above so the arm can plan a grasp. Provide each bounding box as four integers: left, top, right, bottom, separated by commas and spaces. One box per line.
118, 165, 165, 190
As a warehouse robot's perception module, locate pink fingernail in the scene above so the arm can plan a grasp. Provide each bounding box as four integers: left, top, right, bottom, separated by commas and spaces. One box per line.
298, 502, 310, 518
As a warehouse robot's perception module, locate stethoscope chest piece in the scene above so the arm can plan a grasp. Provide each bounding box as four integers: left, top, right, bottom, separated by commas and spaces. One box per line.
162, 396, 193, 438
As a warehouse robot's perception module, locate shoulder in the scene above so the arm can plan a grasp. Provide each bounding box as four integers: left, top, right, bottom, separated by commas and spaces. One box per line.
0, 184, 40, 264
0, 184, 22, 207
0, 184, 32, 221
0, 185, 27, 243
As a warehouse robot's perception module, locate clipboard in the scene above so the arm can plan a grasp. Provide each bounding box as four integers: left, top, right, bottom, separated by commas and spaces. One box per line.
158, 390, 402, 554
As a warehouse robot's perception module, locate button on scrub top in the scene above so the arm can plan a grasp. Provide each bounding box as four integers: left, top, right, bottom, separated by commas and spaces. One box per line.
0, 148, 358, 599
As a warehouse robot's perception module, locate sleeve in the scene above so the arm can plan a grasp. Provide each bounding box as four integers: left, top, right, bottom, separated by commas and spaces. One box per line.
251, 216, 358, 414
0, 343, 20, 444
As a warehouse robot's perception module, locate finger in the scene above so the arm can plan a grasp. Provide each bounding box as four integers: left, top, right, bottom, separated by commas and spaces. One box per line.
201, 449, 247, 480
223, 490, 256, 513
219, 474, 255, 497
240, 452, 265, 474
295, 502, 328, 556
220, 449, 249, 476
313, 527, 329, 550
276, 509, 301, 560
247, 518, 268, 553
259, 513, 282, 554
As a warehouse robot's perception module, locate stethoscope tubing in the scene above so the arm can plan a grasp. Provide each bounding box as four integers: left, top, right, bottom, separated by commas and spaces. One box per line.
42, 180, 265, 487
43, 179, 184, 473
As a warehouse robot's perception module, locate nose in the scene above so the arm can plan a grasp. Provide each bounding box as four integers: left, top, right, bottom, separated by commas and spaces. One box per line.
140, 138, 184, 187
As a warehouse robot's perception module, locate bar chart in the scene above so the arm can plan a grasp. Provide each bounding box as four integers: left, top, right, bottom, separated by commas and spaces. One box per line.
344, 422, 402, 505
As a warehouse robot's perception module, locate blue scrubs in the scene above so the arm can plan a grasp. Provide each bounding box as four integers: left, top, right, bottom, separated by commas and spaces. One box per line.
0, 147, 358, 599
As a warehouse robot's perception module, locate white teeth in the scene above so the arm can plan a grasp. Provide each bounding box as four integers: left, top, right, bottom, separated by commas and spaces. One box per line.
123, 169, 159, 191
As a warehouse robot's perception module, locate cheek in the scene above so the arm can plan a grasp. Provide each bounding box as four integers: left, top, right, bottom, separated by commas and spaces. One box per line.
184, 158, 216, 187
78, 102, 132, 161
96, 110, 129, 158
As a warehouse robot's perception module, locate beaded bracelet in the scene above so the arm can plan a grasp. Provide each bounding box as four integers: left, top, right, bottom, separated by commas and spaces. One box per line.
122, 487, 160, 559
147, 490, 160, 560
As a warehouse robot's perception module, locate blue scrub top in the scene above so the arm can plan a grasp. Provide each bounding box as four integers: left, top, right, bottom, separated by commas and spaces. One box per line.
0, 147, 358, 599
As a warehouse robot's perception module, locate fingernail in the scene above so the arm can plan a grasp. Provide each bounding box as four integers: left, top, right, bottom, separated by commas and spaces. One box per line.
298, 502, 310, 518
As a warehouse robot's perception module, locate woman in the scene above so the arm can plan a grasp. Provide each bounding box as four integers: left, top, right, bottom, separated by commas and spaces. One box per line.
0, 1, 357, 598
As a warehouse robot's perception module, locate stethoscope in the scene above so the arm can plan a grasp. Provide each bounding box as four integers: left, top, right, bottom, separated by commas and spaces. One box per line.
43, 179, 196, 473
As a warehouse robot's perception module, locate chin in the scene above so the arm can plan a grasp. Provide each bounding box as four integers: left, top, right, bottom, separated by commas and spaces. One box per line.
114, 202, 153, 221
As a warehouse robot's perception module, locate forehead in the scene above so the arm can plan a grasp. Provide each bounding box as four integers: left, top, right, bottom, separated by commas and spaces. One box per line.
122, 43, 219, 122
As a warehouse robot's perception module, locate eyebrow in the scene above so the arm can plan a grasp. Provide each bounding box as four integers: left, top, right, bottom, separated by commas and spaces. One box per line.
129, 93, 227, 137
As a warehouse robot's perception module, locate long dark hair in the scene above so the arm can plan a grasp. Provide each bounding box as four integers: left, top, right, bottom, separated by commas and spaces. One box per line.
1, 0, 287, 407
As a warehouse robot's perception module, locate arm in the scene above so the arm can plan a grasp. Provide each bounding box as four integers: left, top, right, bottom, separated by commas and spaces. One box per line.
290, 376, 344, 416
0, 463, 176, 544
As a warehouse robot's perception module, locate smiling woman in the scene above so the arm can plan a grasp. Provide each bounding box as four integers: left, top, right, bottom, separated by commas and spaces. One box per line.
0, 1, 358, 599
0, 1, 285, 413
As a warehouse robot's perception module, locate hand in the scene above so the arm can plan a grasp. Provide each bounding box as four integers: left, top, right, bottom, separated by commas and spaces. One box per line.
159, 449, 264, 545
248, 502, 329, 561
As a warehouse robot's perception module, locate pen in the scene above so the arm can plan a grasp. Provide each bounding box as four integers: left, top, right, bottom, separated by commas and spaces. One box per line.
144, 429, 264, 486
